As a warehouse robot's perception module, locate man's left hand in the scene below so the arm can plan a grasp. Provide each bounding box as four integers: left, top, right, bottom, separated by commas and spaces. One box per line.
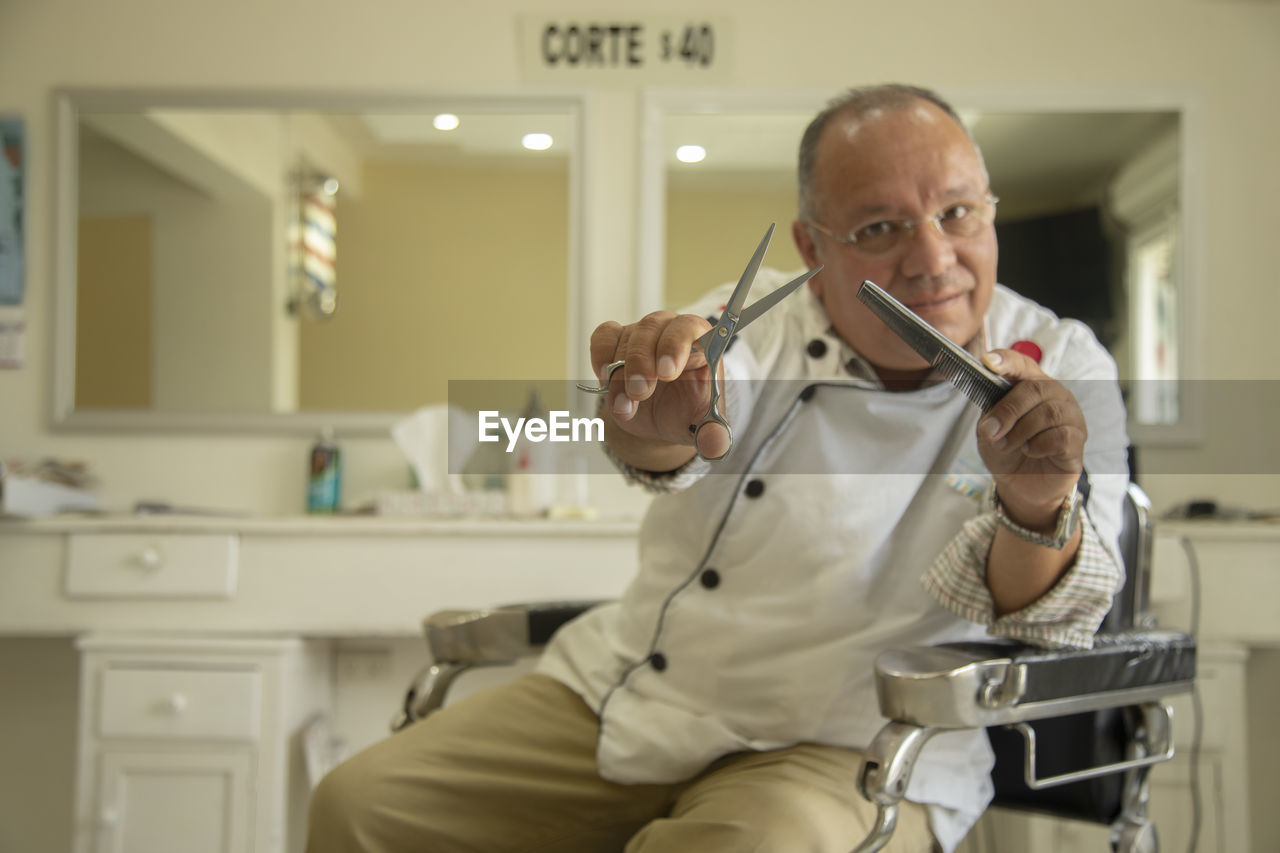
976, 347, 1087, 531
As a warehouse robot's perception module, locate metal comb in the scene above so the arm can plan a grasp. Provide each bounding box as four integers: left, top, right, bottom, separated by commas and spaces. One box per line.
856, 280, 1011, 411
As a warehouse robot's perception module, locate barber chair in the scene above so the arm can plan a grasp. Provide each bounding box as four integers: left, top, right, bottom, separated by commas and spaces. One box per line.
394, 483, 1196, 852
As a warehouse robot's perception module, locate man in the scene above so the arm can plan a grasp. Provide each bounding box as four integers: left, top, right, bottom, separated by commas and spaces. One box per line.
307, 84, 1129, 852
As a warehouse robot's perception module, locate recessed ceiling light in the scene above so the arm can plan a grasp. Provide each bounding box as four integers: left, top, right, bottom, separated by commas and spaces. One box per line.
433, 113, 460, 131
676, 144, 706, 164
522, 133, 553, 151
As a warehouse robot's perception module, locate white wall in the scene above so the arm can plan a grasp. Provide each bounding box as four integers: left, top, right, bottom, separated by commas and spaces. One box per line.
2, 0, 1277, 517
1, 3, 1277, 851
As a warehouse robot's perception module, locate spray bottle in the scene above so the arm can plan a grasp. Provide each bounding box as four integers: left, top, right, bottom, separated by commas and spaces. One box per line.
307, 427, 342, 514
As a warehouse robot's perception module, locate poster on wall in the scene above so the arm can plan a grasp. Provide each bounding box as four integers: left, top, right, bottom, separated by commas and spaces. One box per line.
0, 116, 25, 368
0, 114, 24, 366
0, 116, 23, 305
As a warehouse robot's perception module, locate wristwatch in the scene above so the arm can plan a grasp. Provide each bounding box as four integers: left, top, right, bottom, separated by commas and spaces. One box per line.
986, 483, 1083, 550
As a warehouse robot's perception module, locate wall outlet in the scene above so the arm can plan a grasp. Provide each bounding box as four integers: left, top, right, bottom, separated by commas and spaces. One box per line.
334, 647, 392, 681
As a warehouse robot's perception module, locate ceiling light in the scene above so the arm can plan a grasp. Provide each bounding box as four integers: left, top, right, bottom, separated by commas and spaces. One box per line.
676, 145, 706, 164
433, 113, 460, 131
522, 133, 553, 151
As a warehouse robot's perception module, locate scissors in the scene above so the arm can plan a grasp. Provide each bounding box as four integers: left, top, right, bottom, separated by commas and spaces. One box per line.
578, 223, 821, 460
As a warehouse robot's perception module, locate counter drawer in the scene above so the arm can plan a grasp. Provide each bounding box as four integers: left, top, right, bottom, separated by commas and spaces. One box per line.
98, 665, 262, 741
66, 533, 237, 598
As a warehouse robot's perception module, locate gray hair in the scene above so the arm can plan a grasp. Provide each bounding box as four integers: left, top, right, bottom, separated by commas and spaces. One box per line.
796, 84, 985, 221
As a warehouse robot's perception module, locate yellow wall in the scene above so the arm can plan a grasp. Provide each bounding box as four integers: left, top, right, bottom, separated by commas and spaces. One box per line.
76, 126, 277, 412
298, 159, 570, 410
75, 215, 152, 407
665, 183, 802, 310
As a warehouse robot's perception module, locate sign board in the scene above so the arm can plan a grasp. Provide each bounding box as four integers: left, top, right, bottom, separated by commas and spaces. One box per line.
519, 16, 730, 83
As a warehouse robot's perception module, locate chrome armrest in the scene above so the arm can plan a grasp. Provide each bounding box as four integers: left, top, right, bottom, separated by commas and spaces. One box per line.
424, 599, 605, 663
873, 629, 1196, 729
854, 630, 1195, 852
393, 600, 604, 731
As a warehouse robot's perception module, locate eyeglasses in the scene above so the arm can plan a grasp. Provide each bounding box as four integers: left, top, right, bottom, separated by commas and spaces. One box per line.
804, 194, 999, 255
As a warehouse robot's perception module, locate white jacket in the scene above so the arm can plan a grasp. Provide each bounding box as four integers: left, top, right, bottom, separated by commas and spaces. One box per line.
538, 270, 1129, 849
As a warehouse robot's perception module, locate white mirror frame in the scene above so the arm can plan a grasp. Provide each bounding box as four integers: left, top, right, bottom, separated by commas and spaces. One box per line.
51, 88, 592, 434
637, 85, 1206, 446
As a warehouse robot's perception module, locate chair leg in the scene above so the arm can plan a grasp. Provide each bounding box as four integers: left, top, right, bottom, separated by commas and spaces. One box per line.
1109, 760, 1159, 853
1112, 815, 1158, 853
851, 721, 941, 853
1110, 704, 1167, 853
1109, 764, 1158, 853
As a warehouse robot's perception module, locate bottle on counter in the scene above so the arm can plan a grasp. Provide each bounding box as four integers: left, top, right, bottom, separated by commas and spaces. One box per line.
307, 427, 343, 514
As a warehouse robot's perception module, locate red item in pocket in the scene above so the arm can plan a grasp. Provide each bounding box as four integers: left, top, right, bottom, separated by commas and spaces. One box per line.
1010, 340, 1042, 364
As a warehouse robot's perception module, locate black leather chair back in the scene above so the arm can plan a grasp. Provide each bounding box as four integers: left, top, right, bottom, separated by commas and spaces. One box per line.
986, 482, 1152, 824
1105, 483, 1153, 633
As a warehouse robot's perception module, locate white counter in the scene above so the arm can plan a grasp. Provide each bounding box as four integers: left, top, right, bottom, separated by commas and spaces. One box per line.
0, 514, 641, 637
2, 513, 1276, 852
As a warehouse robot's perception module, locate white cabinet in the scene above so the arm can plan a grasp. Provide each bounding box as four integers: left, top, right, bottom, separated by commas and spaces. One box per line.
0, 514, 636, 853
95, 751, 252, 853
97, 665, 263, 740
65, 533, 238, 599
74, 636, 330, 853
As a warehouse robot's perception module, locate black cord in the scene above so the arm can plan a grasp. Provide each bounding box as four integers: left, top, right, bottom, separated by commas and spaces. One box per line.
1179, 536, 1203, 853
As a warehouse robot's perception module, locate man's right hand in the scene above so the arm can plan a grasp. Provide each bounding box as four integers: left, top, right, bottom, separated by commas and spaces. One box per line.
589, 311, 731, 471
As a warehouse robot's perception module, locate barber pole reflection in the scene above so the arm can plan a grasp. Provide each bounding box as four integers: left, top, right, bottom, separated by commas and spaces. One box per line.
289, 171, 339, 317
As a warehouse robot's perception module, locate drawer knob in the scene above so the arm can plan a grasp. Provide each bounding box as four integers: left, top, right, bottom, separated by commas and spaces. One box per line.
168, 692, 188, 714
99, 807, 118, 828
138, 547, 164, 570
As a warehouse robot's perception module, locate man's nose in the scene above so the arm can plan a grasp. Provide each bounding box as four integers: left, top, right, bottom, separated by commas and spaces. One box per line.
898, 220, 956, 279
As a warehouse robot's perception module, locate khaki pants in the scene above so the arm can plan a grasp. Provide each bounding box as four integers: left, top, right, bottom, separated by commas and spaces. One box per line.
306, 673, 935, 852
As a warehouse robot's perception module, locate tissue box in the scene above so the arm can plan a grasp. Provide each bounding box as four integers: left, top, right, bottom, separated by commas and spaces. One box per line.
374, 489, 507, 518
1, 474, 102, 518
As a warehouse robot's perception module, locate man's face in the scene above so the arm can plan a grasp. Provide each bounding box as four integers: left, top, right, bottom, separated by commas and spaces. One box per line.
793, 101, 998, 374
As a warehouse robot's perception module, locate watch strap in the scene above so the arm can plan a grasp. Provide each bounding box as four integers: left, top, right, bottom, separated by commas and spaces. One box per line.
986, 482, 1083, 550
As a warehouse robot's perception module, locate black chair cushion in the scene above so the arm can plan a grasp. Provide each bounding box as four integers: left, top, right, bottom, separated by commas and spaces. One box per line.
520, 601, 602, 645
933, 630, 1195, 704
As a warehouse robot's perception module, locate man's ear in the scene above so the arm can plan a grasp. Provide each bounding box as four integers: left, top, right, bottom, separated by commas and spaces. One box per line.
791, 220, 824, 295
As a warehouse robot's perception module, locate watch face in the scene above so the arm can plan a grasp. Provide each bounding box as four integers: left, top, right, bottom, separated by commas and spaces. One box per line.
1051, 489, 1083, 546
1064, 491, 1083, 529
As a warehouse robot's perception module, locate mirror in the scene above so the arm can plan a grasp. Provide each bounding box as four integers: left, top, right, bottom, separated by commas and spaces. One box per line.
641, 90, 1197, 443
54, 90, 584, 432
